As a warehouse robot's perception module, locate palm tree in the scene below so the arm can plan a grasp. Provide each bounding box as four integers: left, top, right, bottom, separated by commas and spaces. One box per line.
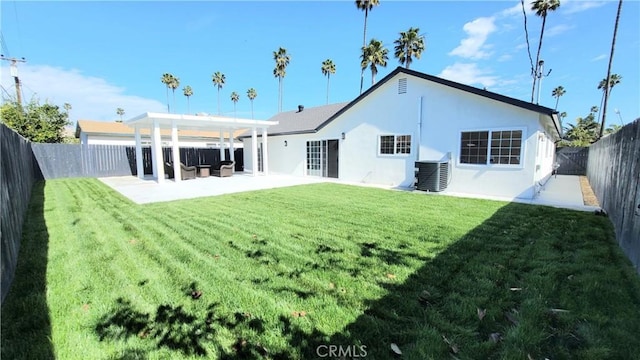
230, 91, 239, 118
116, 108, 125, 121
597, 73, 622, 134
168, 76, 180, 113
599, 0, 623, 139
590, 106, 599, 114
321, 59, 336, 104
530, 0, 560, 103
273, 47, 290, 112
247, 88, 257, 119
551, 85, 565, 110
393, 27, 425, 69
212, 71, 226, 114
361, 38, 388, 85
161, 73, 175, 113
183, 85, 193, 114
355, 0, 381, 94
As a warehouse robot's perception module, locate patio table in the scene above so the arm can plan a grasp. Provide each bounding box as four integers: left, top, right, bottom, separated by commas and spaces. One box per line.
198, 165, 211, 178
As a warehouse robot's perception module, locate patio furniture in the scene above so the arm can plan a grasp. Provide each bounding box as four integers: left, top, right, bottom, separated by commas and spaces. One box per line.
212, 160, 235, 177
198, 165, 211, 178
165, 162, 197, 180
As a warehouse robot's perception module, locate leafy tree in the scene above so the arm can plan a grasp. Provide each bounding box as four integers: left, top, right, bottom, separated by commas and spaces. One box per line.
161, 73, 175, 113
230, 91, 239, 118
116, 108, 125, 122
183, 85, 193, 114
321, 59, 336, 104
1, 99, 70, 143
273, 47, 290, 112
212, 72, 226, 115
551, 85, 565, 110
393, 27, 425, 69
529, 0, 560, 102
355, 0, 380, 94
599, 0, 623, 139
563, 107, 600, 146
361, 38, 388, 85
247, 88, 257, 119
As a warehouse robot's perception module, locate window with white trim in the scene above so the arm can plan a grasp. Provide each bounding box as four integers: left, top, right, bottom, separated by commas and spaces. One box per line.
379, 135, 411, 155
460, 130, 522, 165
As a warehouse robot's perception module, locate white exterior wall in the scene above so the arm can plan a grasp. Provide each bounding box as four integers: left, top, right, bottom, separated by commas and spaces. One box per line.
255, 73, 557, 200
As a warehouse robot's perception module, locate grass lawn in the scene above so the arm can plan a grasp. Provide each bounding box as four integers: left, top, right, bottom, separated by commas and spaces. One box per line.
2, 178, 640, 359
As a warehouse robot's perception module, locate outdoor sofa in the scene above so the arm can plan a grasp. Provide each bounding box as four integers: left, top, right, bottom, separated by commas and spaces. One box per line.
164, 162, 197, 180
212, 160, 235, 177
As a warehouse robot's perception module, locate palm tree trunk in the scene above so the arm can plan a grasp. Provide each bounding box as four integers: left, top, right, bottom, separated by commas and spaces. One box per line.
278, 77, 282, 112
599, 0, 623, 139
217, 89, 221, 115
554, 97, 559, 110
359, 8, 368, 95
165, 87, 170, 113
172, 90, 176, 114
326, 74, 330, 104
187, 97, 190, 114
531, 15, 547, 103
251, 100, 254, 119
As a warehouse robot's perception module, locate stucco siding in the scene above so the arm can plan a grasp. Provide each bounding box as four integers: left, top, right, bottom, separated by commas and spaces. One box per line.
255, 71, 557, 199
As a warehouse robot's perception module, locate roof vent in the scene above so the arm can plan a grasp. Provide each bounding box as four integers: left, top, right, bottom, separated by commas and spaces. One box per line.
298, 105, 304, 112
398, 78, 407, 94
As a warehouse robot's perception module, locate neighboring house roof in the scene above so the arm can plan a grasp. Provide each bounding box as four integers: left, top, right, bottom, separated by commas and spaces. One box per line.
76, 120, 246, 140
240, 67, 561, 139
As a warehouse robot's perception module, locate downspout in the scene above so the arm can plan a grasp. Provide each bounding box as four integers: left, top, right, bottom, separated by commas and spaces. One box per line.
416, 96, 423, 162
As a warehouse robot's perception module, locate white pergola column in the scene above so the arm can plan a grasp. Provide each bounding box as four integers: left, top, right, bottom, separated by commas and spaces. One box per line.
171, 121, 181, 183
261, 127, 269, 175
134, 125, 144, 179
251, 127, 258, 177
219, 128, 226, 161
229, 129, 235, 172
152, 120, 164, 183
150, 124, 157, 178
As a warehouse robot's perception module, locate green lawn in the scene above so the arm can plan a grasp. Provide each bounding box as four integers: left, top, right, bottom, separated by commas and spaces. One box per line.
2, 178, 640, 359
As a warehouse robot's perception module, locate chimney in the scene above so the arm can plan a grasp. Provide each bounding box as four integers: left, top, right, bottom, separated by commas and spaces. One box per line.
298, 105, 304, 112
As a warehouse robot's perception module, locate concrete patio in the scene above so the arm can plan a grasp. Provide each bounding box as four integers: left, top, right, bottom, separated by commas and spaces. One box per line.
100, 173, 599, 212
99, 173, 326, 204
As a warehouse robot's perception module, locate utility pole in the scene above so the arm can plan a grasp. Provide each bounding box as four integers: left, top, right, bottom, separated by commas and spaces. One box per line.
535, 59, 552, 105
1, 55, 27, 105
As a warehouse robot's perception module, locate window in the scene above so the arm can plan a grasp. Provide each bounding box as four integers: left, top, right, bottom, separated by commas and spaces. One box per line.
379, 135, 411, 155
460, 131, 488, 164
460, 130, 522, 165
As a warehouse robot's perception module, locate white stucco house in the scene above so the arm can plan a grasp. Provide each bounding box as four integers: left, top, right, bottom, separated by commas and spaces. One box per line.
241, 67, 561, 200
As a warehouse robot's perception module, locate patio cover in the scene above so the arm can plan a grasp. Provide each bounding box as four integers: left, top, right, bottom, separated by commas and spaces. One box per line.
125, 112, 278, 183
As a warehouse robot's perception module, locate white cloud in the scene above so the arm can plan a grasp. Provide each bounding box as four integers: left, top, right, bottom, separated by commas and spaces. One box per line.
437, 63, 499, 88
0, 64, 165, 123
449, 17, 497, 59
591, 54, 607, 62
499, 2, 534, 18
546, 24, 574, 37
562, 0, 607, 14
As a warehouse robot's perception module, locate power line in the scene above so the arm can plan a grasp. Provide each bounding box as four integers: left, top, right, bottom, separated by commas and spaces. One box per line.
0, 32, 10, 58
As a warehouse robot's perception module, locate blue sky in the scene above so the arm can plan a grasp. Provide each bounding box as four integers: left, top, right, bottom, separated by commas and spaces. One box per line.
1, 1, 638, 129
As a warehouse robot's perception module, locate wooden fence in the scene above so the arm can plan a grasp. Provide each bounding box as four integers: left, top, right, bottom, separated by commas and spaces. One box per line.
1, 124, 36, 303
555, 147, 589, 175
30, 144, 244, 179
587, 119, 640, 274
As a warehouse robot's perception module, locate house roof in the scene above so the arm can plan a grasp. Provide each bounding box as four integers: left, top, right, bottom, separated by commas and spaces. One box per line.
240, 67, 561, 139
76, 119, 247, 140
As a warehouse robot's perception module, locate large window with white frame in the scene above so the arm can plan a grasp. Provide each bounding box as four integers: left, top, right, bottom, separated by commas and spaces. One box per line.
379, 134, 411, 155
460, 129, 523, 165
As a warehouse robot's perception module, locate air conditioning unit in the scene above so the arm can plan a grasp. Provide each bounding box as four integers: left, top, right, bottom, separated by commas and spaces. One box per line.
415, 161, 450, 192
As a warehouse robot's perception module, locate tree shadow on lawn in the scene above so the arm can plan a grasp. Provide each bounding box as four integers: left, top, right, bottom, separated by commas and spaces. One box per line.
304, 202, 640, 359
1, 181, 54, 360
92, 202, 640, 359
